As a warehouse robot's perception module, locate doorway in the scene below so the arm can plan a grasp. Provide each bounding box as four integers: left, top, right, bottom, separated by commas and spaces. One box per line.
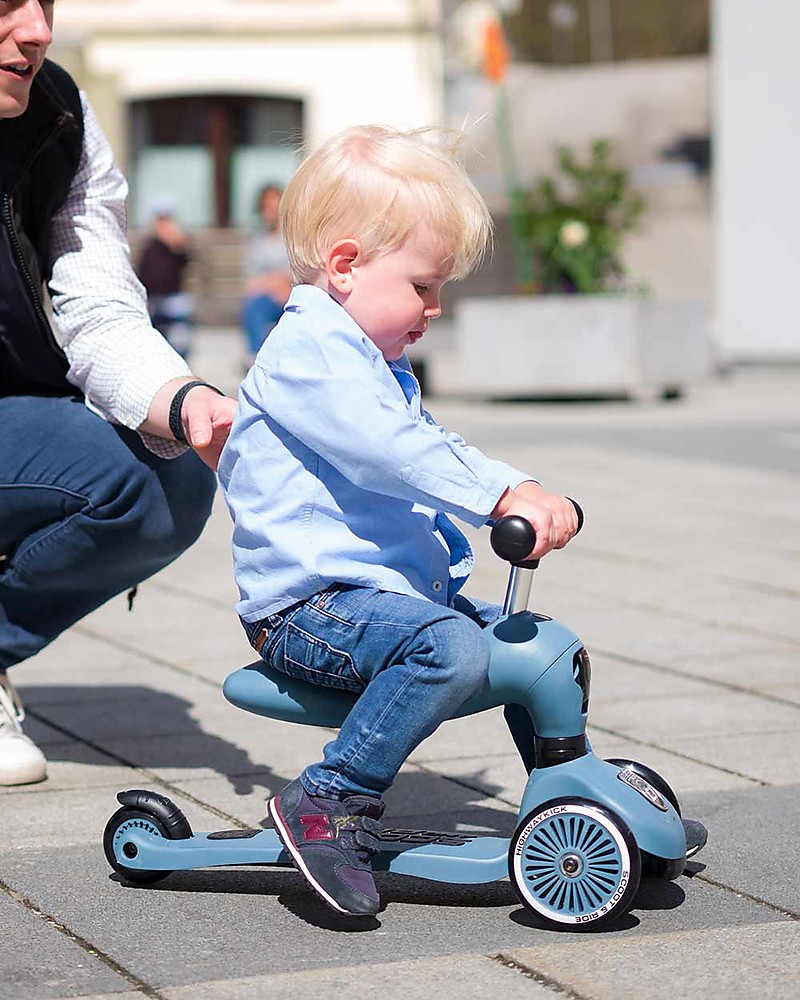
129, 95, 304, 229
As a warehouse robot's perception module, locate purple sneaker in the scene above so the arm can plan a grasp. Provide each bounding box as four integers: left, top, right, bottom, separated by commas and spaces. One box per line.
269, 777, 385, 915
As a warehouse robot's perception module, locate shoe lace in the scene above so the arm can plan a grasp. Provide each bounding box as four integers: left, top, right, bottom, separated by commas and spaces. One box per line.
0, 674, 25, 734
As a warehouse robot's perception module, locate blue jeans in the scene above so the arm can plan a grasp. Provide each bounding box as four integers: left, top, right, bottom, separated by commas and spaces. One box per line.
0, 394, 216, 671
241, 294, 284, 357
247, 586, 501, 798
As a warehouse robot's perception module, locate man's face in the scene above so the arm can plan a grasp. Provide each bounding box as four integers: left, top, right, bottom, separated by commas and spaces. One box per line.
0, 1, 54, 120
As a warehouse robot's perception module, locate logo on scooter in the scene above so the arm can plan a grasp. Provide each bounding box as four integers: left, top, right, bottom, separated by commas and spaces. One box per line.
514, 805, 568, 855
616, 768, 668, 811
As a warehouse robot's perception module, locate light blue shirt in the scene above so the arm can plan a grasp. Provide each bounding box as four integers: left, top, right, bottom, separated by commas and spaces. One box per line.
218, 284, 533, 622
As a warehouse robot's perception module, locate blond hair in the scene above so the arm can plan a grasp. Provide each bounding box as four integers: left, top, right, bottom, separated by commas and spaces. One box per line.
279, 125, 492, 284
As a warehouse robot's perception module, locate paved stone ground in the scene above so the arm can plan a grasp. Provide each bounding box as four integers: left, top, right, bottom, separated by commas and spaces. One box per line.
1, 329, 799, 999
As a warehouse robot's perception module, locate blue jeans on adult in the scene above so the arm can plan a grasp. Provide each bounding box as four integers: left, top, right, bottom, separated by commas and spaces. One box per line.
0, 394, 216, 671
241, 293, 284, 358
245, 585, 502, 798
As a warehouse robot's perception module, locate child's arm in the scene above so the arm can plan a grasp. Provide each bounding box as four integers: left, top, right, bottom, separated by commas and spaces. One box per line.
250, 321, 574, 541
491, 482, 579, 560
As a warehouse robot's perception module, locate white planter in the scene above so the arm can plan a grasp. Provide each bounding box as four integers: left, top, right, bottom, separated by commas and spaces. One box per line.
445, 295, 714, 399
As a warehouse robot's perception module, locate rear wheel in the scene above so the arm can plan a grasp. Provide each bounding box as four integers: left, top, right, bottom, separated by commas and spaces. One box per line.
103, 801, 191, 885
509, 797, 641, 929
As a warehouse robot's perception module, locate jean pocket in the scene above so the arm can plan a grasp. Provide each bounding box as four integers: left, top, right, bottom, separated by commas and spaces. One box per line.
271, 618, 363, 693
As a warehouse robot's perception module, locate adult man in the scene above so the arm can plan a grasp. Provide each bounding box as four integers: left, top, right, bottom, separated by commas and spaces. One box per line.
1, 1, 237, 785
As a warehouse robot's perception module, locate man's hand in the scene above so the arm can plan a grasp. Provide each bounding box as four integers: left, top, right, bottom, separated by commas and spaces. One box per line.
181, 386, 237, 470
491, 482, 579, 560
143, 377, 237, 470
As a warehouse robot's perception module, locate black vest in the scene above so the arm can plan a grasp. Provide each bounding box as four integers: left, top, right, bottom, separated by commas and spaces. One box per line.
0, 60, 85, 396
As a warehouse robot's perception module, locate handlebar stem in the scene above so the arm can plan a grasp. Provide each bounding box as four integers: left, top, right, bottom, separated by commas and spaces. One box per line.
502, 565, 535, 616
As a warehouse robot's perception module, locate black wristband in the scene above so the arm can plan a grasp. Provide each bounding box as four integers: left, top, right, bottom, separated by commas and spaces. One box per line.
168, 379, 223, 445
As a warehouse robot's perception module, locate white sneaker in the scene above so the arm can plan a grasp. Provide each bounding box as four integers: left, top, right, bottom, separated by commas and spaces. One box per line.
0, 673, 47, 786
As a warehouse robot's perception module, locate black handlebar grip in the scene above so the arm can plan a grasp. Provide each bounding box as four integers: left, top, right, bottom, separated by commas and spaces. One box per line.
490, 516, 536, 563
490, 500, 584, 567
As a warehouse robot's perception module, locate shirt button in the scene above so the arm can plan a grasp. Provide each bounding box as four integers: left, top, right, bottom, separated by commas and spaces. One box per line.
432, 580, 443, 593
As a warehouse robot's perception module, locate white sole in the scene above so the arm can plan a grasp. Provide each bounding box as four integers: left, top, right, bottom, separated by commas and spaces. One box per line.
0, 761, 47, 786
269, 796, 351, 915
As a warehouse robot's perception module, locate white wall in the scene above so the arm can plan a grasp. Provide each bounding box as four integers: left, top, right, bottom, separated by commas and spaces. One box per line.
53, 1, 443, 150
714, 0, 800, 360
84, 34, 442, 147
457, 57, 712, 301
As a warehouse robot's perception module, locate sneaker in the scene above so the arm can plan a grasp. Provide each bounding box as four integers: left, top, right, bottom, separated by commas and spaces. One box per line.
0, 673, 47, 786
269, 777, 385, 916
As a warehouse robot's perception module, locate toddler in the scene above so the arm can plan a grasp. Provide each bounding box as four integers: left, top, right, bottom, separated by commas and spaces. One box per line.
218, 125, 578, 916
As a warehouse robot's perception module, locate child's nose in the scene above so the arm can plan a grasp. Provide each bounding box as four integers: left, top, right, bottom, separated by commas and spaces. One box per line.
424, 297, 442, 319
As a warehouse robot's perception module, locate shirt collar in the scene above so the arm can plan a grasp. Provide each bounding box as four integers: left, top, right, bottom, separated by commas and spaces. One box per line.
286, 284, 412, 374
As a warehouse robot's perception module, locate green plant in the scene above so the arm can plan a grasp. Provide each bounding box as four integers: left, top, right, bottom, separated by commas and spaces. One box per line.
518, 139, 645, 294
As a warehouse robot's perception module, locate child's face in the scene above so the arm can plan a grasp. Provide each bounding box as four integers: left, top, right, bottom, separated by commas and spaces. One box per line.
342, 227, 450, 362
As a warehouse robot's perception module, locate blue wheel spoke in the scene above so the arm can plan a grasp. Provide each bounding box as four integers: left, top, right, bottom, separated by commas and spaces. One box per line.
527, 842, 559, 862
585, 872, 615, 895
536, 826, 563, 855
553, 817, 569, 851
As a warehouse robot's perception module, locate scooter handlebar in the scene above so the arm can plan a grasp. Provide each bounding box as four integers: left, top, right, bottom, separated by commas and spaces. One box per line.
490, 499, 584, 567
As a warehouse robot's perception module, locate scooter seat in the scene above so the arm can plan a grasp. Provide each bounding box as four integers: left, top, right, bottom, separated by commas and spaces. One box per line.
223, 660, 358, 727
223, 614, 586, 729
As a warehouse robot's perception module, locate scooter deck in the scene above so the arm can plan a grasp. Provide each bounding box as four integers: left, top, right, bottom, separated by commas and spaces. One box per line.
117, 826, 511, 885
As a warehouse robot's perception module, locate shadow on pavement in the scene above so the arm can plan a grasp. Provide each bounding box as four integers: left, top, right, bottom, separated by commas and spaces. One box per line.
25, 683, 291, 798
23, 685, 524, 833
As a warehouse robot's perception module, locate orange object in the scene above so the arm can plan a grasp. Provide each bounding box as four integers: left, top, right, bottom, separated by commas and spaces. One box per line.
482, 18, 510, 82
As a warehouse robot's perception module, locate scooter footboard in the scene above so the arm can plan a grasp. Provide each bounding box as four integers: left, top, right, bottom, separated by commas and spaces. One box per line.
113, 823, 510, 885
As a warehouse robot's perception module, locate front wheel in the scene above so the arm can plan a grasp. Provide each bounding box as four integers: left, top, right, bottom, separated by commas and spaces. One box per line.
508, 797, 641, 929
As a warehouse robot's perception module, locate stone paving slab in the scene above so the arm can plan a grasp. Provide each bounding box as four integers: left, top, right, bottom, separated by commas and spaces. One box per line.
506, 920, 800, 1000
0, 785, 226, 851
418, 744, 755, 813
677, 730, 800, 787
161, 952, 561, 1000
72, 587, 249, 677
590, 686, 797, 742
0, 893, 127, 1000
689, 783, 800, 913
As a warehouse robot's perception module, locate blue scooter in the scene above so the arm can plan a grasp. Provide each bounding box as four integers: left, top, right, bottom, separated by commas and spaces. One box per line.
103, 513, 707, 928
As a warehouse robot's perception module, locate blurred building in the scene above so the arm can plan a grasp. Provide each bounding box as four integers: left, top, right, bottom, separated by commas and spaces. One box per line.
51, 1, 443, 230
714, 0, 800, 361
50, 0, 442, 323
52, 1, 795, 365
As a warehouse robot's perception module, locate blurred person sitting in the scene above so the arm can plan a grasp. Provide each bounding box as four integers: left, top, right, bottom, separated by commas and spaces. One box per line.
136, 197, 195, 360
240, 184, 293, 365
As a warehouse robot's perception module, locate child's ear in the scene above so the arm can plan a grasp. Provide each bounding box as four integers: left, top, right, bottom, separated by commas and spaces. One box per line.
325, 239, 361, 293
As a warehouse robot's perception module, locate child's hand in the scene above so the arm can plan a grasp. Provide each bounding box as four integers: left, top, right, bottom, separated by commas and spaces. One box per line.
491, 482, 579, 560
